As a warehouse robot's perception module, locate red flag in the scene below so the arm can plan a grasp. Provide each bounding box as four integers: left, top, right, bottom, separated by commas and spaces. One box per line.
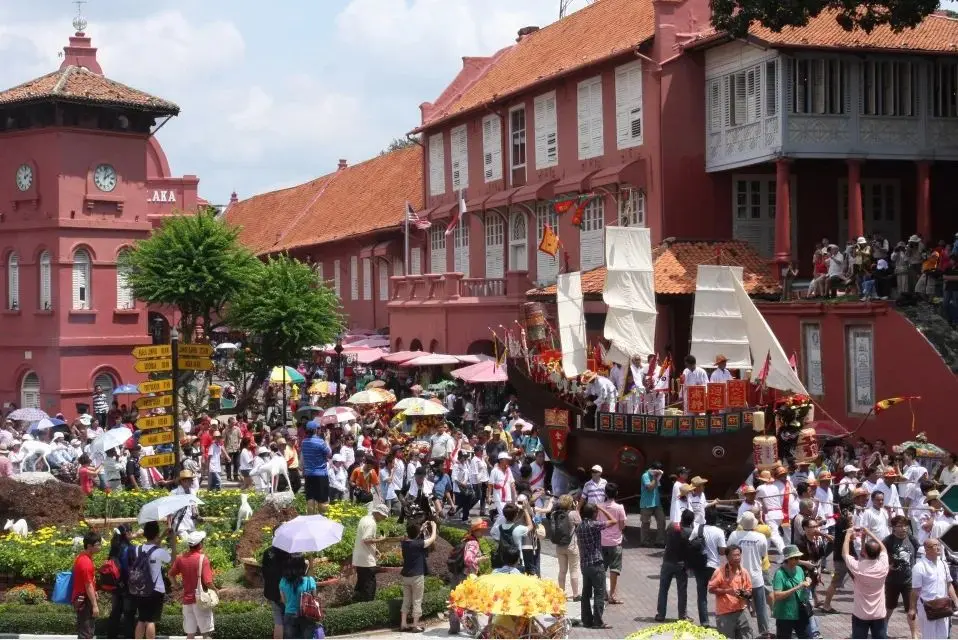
788, 352, 798, 373
757, 351, 772, 386
873, 396, 921, 414
445, 191, 466, 237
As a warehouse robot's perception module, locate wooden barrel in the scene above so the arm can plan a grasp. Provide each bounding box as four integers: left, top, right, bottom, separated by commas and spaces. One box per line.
523, 302, 549, 348
795, 427, 820, 463
753, 435, 778, 469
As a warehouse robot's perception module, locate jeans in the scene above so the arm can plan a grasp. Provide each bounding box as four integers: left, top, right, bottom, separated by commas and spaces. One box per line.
752, 585, 770, 636
694, 566, 716, 625
580, 563, 607, 627
354, 566, 377, 602
283, 613, 316, 639
775, 616, 812, 639
522, 547, 541, 577
229, 451, 240, 480
656, 560, 688, 619
456, 490, 476, 521
107, 590, 135, 639
851, 615, 888, 639
474, 482, 487, 514
208, 471, 221, 491
944, 289, 958, 324
76, 598, 95, 639
640, 505, 666, 545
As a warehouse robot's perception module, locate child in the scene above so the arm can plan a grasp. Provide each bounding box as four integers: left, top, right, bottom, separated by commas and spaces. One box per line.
860, 264, 877, 301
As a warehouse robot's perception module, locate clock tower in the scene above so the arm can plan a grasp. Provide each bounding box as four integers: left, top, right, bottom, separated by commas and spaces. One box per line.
0, 18, 202, 415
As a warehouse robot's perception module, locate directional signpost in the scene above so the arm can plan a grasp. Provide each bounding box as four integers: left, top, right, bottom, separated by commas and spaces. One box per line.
139, 430, 175, 447
131, 345, 172, 360
140, 452, 175, 469
137, 414, 174, 431
134, 359, 172, 374
135, 394, 173, 410
179, 357, 213, 371
178, 344, 213, 358
138, 379, 173, 394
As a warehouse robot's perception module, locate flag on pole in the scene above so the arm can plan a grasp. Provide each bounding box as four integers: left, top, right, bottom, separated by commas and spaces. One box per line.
788, 352, 798, 374
538, 224, 560, 257
873, 396, 921, 414
445, 191, 466, 236
405, 202, 431, 230
757, 350, 772, 385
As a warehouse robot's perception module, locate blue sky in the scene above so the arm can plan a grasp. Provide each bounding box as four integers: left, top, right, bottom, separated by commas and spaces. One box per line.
1, 1, 955, 204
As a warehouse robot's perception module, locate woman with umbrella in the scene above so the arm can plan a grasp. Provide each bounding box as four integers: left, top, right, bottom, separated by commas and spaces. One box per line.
279, 554, 319, 639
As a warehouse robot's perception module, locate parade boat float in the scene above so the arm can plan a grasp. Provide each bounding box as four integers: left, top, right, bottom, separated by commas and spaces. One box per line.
508, 227, 813, 496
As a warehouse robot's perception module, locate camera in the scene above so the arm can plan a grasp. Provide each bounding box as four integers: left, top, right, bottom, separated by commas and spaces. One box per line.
735, 589, 753, 601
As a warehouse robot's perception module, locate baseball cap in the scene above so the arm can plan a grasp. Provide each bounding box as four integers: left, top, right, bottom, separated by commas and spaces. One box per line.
186, 531, 207, 547
498, 452, 512, 461
305, 420, 319, 431
843, 464, 860, 473
591, 465, 603, 473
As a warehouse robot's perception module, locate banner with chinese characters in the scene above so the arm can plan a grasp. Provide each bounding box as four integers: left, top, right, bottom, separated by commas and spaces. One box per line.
596, 410, 749, 437
686, 385, 708, 413
726, 379, 748, 408
544, 408, 570, 428
547, 427, 570, 462
707, 383, 727, 412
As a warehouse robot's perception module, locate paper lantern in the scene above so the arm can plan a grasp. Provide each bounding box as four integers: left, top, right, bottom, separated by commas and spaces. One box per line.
752, 411, 766, 433
753, 435, 778, 470
796, 427, 820, 463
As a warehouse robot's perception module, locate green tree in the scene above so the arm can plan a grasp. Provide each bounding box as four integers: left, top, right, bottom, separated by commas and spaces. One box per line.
382, 135, 419, 154
710, 0, 940, 37
227, 255, 344, 409
120, 208, 259, 340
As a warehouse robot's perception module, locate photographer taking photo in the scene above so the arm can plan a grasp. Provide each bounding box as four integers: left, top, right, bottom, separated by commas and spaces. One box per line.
399, 520, 437, 633
707, 544, 753, 639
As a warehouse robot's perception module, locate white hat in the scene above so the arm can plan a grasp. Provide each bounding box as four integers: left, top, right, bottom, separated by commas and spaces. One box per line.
210, 419, 219, 425
857, 236, 867, 244
256, 446, 269, 455
70, 439, 81, 446
843, 464, 860, 473
909, 234, 921, 243
78, 414, 92, 426
516, 494, 528, 504
591, 465, 603, 473
739, 511, 757, 530
497, 451, 512, 461
186, 531, 207, 547
371, 503, 390, 517
332, 454, 344, 463
521, 424, 533, 433
21, 434, 33, 441
52, 432, 65, 441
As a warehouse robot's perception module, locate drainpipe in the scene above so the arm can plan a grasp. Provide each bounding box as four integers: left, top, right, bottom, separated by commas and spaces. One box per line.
633, 46, 667, 243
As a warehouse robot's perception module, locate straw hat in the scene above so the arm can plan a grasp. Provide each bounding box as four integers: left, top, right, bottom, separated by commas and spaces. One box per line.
818, 471, 832, 481
757, 470, 774, 483
469, 518, 489, 534
926, 489, 942, 501
773, 466, 788, 478
678, 483, 694, 496
691, 476, 709, 486
742, 485, 757, 495
178, 469, 195, 481
580, 370, 597, 383
714, 354, 728, 365
853, 487, 869, 497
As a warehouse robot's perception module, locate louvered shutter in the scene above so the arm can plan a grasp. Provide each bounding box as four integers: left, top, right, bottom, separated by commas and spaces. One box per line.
430, 226, 446, 273
616, 62, 643, 149
362, 257, 372, 300
509, 211, 528, 271
116, 253, 133, 309
94, 373, 114, 397
39, 251, 51, 310
708, 80, 722, 131
484, 213, 505, 278
534, 92, 558, 169
579, 200, 605, 270
393, 259, 402, 277
411, 249, 422, 275
379, 260, 390, 300
428, 133, 446, 196
577, 81, 592, 159
451, 125, 468, 191
482, 115, 502, 183
333, 259, 342, 297
350, 256, 359, 300
7, 253, 18, 310
72, 250, 90, 310
535, 203, 559, 286
589, 79, 604, 157
20, 372, 40, 409
454, 215, 470, 276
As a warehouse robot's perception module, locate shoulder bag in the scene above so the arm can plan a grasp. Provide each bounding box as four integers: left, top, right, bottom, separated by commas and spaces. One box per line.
195, 554, 219, 610
299, 579, 323, 622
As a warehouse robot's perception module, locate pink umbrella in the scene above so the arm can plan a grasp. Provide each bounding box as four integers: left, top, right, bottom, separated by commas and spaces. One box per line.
350, 337, 391, 348
320, 406, 358, 425
450, 360, 508, 383
352, 348, 386, 364
454, 354, 495, 364
401, 353, 462, 367
383, 350, 431, 364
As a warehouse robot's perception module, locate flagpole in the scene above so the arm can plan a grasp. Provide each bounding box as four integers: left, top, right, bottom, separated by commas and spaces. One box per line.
404, 202, 410, 276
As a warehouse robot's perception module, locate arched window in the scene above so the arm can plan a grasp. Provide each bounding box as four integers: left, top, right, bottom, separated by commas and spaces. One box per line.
535, 203, 559, 286
20, 371, 40, 409
116, 250, 134, 309
429, 226, 446, 274
429, 339, 440, 352
509, 210, 528, 271
410, 338, 423, 352
93, 372, 115, 397
72, 248, 92, 310
484, 213, 505, 278
38, 251, 51, 310
453, 215, 470, 276
579, 198, 605, 270
7, 252, 19, 310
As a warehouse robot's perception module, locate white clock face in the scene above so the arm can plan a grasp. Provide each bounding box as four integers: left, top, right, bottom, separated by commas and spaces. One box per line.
93, 164, 117, 192
15, 164, 32, 191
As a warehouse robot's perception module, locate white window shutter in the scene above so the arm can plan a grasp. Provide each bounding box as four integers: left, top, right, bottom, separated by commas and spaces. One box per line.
577, 82, 592, 159
534, 92, 558, 169
116, 252, 133, 309
20, 372, 40, 409
430, 226, 447, 273
39, 251, 51, 310
535, 203, 559, 285
482, 115, 503, 182
708, 80, 722, 132
379, 260, 390, 300
362, 257, 372, 300
616, 62, 643, 149
7, 253, 19, 310
428, 133, 446, 196
484, 214, 505, 279
579, 200, 605, 270
393, 259, 402, 277
589, 79, 604, 157
509, 211, 528, 271
411, 249, 422, 275
454, 216, 470, 277
350, 256, 359, 300
334, 259, 342, 297
451, 125, 469, 191
72, 249, 90, 310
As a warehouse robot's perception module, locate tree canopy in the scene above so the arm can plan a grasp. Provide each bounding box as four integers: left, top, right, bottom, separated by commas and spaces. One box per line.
710, 0, 941, 38
382, 135, 419, 154
120, 207, 258, 340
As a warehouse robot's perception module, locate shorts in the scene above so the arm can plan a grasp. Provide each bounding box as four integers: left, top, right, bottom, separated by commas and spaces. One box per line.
885, 582, 912, 613
830, 559, 850, 589
601, 545, 623, 574
134, 593, 165, 623
182, 602, 215, 635
270, 600, 285, 626
240, 469, 251, 478
305, 475, 330, 503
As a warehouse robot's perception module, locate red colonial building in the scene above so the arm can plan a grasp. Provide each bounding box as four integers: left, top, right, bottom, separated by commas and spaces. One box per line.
0, 20, 202, 414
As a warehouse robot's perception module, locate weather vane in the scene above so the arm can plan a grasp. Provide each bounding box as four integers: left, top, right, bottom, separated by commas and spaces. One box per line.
72, 0, 88, 33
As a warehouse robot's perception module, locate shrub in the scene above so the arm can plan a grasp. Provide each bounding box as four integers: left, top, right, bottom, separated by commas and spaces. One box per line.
4, 583, 47, 605
324, 588, 451, 636
311, 560, 341, 581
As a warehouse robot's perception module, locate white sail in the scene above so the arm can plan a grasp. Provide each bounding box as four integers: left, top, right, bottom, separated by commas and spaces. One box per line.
557, 272, 588, 378
602, 226, 656, 365
690, 265, 752, 370
730, 274, 809, 394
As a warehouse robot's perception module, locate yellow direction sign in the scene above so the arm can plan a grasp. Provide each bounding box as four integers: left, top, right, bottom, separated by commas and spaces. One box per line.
134, 359, 172, 373
135, 394, 172, 410
138, 379, 173, 394
137, 414, 174, 431
132, 345, 172, 360
140, 452, 175, 468
178, 357, 213, 371
139, 430, 175, 447
179, 344, 214, 358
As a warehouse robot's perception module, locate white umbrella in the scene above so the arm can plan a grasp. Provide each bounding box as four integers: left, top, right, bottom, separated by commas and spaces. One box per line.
272, 515, 344, 554
393, 397, 441, 412
401, 398, 448, 417
138, 494, 204, 524
90, 427, 133, 457
215, 342, 239, 351
20, 440, 52, 457
8, 407, 49, 421
320, 406, 358, 425
400, 353, 462, 367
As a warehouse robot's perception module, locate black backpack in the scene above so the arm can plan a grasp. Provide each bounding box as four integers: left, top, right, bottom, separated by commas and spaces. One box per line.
127, 545, 160, 598
447, 535, 475, 575
550, 510, 574, 547
492, 524, 520, 568
687, 525, 707, 571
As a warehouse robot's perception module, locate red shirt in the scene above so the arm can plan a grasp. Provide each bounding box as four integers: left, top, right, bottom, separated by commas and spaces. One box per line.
71, 553, 95, 601
199, 432, 213, 458
168, 550, 214, 604
78, 466, 95, 495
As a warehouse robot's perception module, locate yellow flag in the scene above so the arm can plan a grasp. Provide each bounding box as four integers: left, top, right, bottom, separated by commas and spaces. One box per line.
538, 224, 559, 257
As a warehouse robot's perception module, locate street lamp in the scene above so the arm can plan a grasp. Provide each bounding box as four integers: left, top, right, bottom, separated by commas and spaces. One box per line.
334, 339, 344, 405
170, 327, 182, 473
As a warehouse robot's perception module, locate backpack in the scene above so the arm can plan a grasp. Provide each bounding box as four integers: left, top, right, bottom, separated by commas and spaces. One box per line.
51, 570, 74, 605
127, 545, 160, 598
447, 535, 475, 575
550, 510, 574, 547
492, 524, 520, 568
97, 558, 121, 592
687, 525, 707, 571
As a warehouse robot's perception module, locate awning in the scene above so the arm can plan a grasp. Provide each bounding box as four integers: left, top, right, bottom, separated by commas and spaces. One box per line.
587, 159, 647, 189
484, 186, 520, 209
512, 179, 559, 204
431, 201, 458, 221
359, 241, 396, 259
553, 170, 599, 194
465, 193, 490, 212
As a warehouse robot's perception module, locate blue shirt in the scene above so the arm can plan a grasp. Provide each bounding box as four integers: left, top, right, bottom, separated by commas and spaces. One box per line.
432, 473, 452, 499
279, 576, 317, 615
301, 435, 331, 477
639, 470, 660, 509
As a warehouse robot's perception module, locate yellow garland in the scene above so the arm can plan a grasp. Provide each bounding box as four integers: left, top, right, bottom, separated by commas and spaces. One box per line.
449, 574, 567, 617
625, 620, 727, 640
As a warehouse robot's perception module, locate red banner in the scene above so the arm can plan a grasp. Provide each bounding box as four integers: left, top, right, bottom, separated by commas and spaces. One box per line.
726, 379, 748, 408
548, 426, 569, 462
686, 385, 708, 413
544, 408, 570, 428
707, 383, 727, 412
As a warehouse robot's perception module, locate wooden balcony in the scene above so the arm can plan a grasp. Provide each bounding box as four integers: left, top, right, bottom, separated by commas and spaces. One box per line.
388, 271, 529, 305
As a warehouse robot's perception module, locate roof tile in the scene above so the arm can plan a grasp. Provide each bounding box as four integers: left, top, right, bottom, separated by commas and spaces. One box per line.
0, 66, 179, 114
527, 240, 781, 298
421, 0, 655, 128
225, 145, 423, 256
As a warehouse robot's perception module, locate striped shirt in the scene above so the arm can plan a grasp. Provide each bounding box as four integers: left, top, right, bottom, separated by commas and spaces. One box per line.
582, 478, 607, 504
92, 392, 109, 414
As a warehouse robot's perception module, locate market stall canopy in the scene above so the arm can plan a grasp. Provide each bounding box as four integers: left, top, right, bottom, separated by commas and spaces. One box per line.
269, 366, 306, 385
454, 354, 496, 364
347, 388, 397, 405
348, 337, 390, 348
351, 348, 386, 364
382, 350, 431, 363
401, 353, 461, 367
450, 360, 507, 384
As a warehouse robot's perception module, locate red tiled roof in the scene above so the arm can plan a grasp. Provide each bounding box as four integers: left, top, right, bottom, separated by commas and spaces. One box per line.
418, 0, 655, 129
686, 10, 958, 54
0, 66, 179, 114
527, 240, 781, 298
225, 145, 423, 256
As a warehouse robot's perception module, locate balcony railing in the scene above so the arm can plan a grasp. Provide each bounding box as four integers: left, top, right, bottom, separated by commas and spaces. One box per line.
389, 271, 529, 303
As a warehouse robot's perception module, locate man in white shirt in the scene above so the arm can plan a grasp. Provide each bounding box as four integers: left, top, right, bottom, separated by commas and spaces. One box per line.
670, 466, 692, 523
728, 511, 770, 637
581, 370, 618, 413
900, 446, 929, 508
351, 504, 389, 601
178, 410, 193, 436
207, 431, 227, 491
582, 465, 608, 505
328, 454, 348, 501
693, 506, 727, 627
133, 521, 173, 640
487, 452, 516, 516
444, 391, 457, 413
429, 424, 454, 464
405, 451, 422, 488
680, 355, 709, 414
528, 450, 547, 493
169, 469, 199, 536
708, 355, 733, 383
688, 476, 712, 525
755, 469, 784, 531
873, 468, 903, 514
909, 538, 958, 640
637, 354, 665, 415
838, 464, 861, 497
825, 244, 845, 297
789, 460, 816, 488
814, 471, 836, 531
737, 486, 762, 520
451, 450, 474, 522
862, 490, 891, 540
